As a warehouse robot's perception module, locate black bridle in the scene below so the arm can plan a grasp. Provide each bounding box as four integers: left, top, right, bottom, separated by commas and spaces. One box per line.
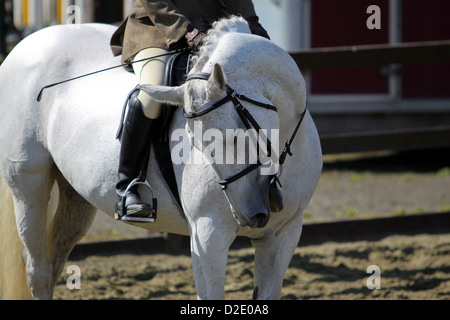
185, 72, 307, 190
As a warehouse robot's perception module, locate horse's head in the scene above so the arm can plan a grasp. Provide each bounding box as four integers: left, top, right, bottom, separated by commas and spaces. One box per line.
139, 63, 280, 229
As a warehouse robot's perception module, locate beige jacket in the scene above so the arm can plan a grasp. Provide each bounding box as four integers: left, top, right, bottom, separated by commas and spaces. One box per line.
111, 0, 260, 63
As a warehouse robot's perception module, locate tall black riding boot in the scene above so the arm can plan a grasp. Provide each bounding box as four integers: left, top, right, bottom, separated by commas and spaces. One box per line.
115, 93, 155, 219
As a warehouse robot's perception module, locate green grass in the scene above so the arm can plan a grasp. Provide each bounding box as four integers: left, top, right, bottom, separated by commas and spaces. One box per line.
394, 207, 407, 216
349, 173, 369, 183
303, 211, 313, 219
413, 206, 427, 214
346, 208, 358, 218
437, 167, 450, 176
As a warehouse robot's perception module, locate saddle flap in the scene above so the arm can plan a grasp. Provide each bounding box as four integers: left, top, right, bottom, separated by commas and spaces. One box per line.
152, 51, 192, 210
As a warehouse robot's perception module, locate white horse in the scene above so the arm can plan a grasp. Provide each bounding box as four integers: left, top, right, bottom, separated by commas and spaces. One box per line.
0, 17, 322, 300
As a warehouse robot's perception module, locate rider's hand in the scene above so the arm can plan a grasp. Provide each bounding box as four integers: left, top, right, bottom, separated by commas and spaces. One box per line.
186, 28, 207, 52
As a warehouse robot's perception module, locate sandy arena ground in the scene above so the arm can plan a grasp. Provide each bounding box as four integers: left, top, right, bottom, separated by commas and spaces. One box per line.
54, 233, 450, 300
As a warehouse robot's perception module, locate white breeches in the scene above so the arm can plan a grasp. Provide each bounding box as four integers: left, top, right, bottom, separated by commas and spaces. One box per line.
132, 47, 170, 119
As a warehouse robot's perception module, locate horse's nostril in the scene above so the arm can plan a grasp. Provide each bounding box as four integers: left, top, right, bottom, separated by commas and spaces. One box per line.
251, 212, 270, 228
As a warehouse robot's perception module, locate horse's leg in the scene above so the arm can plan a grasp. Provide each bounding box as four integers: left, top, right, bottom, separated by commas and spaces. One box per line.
47, 173, 96, 292
189, 216, 238, 300
5, 161, 55, 300
252, 211, 303, 300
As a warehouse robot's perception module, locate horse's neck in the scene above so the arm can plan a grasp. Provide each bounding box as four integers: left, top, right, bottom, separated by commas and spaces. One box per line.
195, 32, 306, 148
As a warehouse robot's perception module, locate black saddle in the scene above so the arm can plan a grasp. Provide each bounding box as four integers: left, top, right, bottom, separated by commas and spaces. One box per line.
152, 51, 191, 209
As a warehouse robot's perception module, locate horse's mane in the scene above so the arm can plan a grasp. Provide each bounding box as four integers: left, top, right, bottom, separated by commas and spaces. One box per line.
190, 15, 251, 73
185, 16, 252, 113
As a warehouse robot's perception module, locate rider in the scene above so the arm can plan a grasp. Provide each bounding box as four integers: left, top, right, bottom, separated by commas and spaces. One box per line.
110, 0, 270, 220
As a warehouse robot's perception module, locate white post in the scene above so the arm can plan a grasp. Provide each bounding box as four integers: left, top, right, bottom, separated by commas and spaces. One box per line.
75, 0, 94, 23
31, 0, 44, 30
42, 0, 58, 26
59, 0, 69, 24
59, 0, 75, 24
12, 0, 24, 28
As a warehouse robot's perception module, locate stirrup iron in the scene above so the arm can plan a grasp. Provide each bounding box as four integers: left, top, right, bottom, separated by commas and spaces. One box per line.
115, 178, 158, 223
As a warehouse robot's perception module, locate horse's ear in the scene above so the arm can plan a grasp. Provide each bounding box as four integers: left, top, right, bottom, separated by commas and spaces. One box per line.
207, 64, 227, 98
137, 84, 184, 106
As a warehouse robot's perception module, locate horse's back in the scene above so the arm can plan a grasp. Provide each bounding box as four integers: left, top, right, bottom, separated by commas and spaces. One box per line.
1, 23, 118, 68
0, 23, 123, 131
0, 23, 123, 162
0, 24, 131, 207
0, 23, 118, 89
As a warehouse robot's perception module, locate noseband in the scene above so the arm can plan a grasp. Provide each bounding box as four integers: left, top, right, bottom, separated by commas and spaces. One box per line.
185, 72, 307, 190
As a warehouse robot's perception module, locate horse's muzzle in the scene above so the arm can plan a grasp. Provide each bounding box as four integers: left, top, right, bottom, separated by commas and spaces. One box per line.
231, 207, 270, 229
248, 211, 270, 229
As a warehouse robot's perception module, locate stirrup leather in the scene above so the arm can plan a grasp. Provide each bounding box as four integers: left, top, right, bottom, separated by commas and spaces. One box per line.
115, 178, 158, 223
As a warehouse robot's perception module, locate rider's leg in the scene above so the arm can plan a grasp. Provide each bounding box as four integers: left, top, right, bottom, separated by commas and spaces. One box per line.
132, 47, 170, 119
115, 48, 170, 218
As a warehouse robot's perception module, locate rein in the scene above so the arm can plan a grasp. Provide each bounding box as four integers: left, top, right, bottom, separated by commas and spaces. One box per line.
185, 72, 307, 189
